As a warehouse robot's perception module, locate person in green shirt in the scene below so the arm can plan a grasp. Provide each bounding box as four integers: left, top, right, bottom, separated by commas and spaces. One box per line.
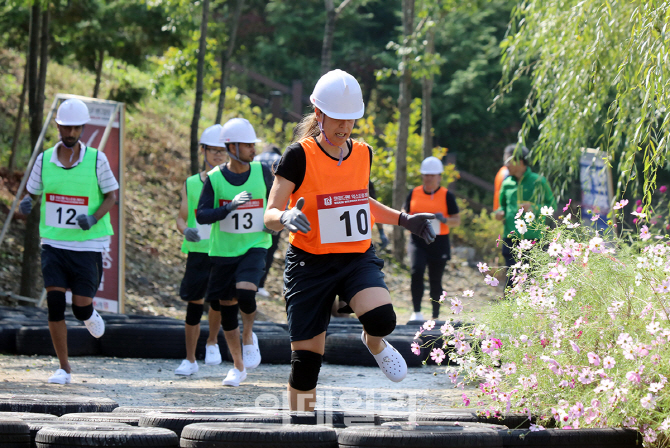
495, 145, 556, 288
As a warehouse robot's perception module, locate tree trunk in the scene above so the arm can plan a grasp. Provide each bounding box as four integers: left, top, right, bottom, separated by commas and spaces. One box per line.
93, 48, 104, 98
20, 4, 49, 299
421, 28, 434, 160
189, 0, 210, 175
392, 0, 414, 263
8, 62, 28, 172
215, 0, 245, 124
321, 0, 336, 75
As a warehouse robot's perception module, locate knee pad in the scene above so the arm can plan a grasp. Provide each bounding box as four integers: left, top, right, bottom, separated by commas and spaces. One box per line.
72, 303, 94, 321
220, 303, 239, 331
185, 302, 204, 326
358, 304, 396, 337
208, 299, 220, 312
289, 350, 322, 391
236, 289, 257, 314
47, 290, 66, 322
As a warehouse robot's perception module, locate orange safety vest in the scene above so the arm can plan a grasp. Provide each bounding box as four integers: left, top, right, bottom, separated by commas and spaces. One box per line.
409, 186, 450, 235
493, 166, 509, 210
288, 137, 375, 254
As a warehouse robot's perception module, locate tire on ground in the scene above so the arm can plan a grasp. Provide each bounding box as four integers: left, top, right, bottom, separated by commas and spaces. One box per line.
16, 326, 99, 357
35, 424, 178, 447
499, 428, 640, 448
181, 423, 338, 448
0, 412, 57, 421
27, 421, 129, 448
59, 412, 142, 426
0, 394, 118, 417
100, 324, 184, 359
139, 412, 284, 437
0, 323, 24, 354
338, 422, 503, 448
0, 417, 30, 447
324, 333, 424, 367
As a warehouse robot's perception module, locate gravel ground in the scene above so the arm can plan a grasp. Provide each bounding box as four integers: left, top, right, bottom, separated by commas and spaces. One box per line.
0, 354, 471, 413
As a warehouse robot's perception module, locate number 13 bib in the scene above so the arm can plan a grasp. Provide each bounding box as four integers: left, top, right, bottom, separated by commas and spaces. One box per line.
218, 199, 265, 233
317, 189, 371, 244
45, 194, 88, 229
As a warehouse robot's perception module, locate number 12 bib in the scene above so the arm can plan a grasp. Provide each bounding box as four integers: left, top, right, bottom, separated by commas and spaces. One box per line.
218, 199, 265, 233
317, 189, 371, 244
45, 194, 88, 229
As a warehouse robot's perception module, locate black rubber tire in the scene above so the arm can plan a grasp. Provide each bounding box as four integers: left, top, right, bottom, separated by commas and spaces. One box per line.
338, 422, 502, 448
0, 323, 23, 354
0, 417, 30, 447
113, 406, 261, 415
224, 331, 291, 364
413, 410, 533, 428
139, 412, 282, 437
27, 421, 129, 448
0, 413, 57, 422
498, 428, 640, 448
35, 424, 178, 447
100, 324, 184, 359
324, 333, 423, 367
16, 326, 99, 357
180, 422, 338, 448
0, 394, 118, 417
59, 412, 142, 426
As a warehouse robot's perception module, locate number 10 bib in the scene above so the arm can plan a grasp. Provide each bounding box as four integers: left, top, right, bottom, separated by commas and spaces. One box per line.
317, 189, 371, 244
45, 194, 88, 228
218, 199, 265, 233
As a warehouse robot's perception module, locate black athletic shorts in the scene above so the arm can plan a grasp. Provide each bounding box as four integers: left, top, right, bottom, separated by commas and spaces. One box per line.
41, 244, 103, 298
284, 244, 387, 342
179, 252, 212, 302
206, 247, 267, 302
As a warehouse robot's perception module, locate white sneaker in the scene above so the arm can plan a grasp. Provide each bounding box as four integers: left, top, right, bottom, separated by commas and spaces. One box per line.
175, 359, 199, 376
256, 288, 270, 298
222, 367, 247, 387
361, 331, 407, 383
84, 310, 105, 338
243, 332, 261, 369
47, 369, 71, 384
205, 344, 222, 365
409, 311, 424, 322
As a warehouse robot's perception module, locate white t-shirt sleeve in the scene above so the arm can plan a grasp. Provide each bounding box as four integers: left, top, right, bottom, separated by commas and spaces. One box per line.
95, 151, 119, 194
26, 153, 44, 195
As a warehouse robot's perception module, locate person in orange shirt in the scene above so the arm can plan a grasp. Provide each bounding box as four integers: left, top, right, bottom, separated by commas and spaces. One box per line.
493, 165, 509, 210
403, 157, 461, 322
264, 69, 436, 412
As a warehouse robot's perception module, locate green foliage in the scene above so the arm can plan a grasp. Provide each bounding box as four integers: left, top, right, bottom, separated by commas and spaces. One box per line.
450, 198, 503, 263
498, 0, 670, 210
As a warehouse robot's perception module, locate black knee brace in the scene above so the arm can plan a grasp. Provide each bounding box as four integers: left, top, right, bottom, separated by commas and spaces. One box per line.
209, 299, 220, 312
185, 302, 204, 326
289, 350, 323, 391
72, 303, 94, 321
236, 289, 257, 314
220, 303, 239, 331
358, 304, 396, 337
47, 290, 66, 322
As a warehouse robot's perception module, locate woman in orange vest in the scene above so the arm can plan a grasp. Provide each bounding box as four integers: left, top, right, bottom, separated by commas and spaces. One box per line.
404, 157, 461, 322
264, 69, 436, 412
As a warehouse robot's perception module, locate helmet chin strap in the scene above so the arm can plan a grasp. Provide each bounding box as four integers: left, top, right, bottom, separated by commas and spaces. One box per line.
318, 119, 344, 166
227, 143, 250, 166
202, 146, 216, 170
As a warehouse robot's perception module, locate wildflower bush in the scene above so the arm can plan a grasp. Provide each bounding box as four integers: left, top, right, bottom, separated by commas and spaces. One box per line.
417, 201, 670, 446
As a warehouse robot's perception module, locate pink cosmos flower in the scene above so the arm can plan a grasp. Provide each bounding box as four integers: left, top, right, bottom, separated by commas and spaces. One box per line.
587, 352, 601, 366
640, 393, 657, 410
570, 340, 580, 353
462, 393, 470, 406
563, 199, 572, 212
477, 262, 489, 273
626, 371, 641, 383
602, 356, 616, 369
660, 185, 668, 193
447, 370, 459, 383
502, 362, 517, 375
590, 214, 600, 222
450, 298, 463, 314
485, 275, 499, 286
423, 320, 436, 331
430, 348, 446, 364
529, 424, 545, 431
613, 199, 629, 210
410, 342, 421, 355
640, 225, 651, 241
563, 288, 576, 301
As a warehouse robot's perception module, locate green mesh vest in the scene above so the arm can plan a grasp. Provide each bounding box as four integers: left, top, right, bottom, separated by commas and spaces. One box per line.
181, 173, 211, 254
39, 147, 114, 241
208, 162, 271, 257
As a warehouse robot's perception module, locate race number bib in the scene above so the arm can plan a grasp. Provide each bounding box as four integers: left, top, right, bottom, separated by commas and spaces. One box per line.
317, 189, 371, 244
45, 194, 88, 229
218, 199, 264, 233
193, 209, 211, 240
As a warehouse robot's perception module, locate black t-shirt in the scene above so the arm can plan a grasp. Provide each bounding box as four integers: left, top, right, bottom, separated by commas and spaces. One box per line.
403, 187, 459, 215
197, 163, 274, 225
274, 137, 373, 193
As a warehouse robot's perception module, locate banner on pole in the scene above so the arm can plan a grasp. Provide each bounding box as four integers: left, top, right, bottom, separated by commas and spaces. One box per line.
580, 148, 613, 229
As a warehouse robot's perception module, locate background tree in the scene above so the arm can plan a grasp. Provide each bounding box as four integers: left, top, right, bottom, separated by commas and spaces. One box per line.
214, 0, 245, 124
189, 0, 210, 175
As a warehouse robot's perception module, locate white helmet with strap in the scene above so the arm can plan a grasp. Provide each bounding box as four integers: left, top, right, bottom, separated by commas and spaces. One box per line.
220, 118, 261, 144
55, 99, 90, 126
199, 124, 223, 146
310, 69, 364, 119
420, 156, 444, 175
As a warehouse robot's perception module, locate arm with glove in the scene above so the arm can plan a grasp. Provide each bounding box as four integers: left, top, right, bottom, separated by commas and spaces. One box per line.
370, 198, 436, 244
196, 177, 252, 225
77, 190, 117, 231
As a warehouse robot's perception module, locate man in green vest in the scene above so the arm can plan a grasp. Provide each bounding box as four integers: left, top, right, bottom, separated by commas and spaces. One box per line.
19, 98, 119, 384
174, 124, 227, 376
196, 118, 274, 387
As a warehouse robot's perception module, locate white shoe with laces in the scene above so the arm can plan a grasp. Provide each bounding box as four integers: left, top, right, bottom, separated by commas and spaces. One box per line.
84, 310, 105, 338
409, 311, 424, 322
175, 359, 199, 376
205, 344, 222, 365
256, 288, 270, 298
243, 332, 261, 369
360, 331, 407, 383
47, 369, 71, 384
222, 367, 247, 387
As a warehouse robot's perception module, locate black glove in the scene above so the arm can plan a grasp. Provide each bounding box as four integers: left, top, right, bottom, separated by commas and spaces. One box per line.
19, 195, 33, 215
225, 191, 252, 212
184, 228, 201, 242
280, 197, 311, 233
434, 212, 447, 224
76, 214, 98, 230
399, 212, 436, 244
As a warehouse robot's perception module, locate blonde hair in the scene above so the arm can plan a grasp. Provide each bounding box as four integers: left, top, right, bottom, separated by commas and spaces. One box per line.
292, 111, 321, 142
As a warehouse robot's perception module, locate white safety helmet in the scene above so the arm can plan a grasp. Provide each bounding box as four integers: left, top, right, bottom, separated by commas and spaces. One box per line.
199, 124, 224, 146
420, 156, 444, 175
55, 99, 90, 126
220, 118, 261, 144
310, 69, 364, 120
